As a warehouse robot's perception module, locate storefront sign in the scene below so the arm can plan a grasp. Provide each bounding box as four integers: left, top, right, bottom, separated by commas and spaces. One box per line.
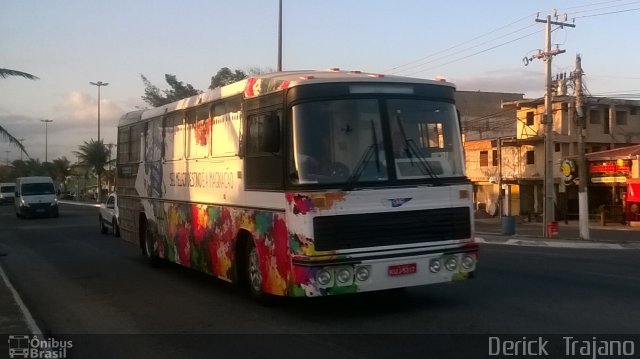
589, 159, 632, 184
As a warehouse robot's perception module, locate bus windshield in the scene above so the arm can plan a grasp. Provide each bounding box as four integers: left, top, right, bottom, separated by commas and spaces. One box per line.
290, 98, 465, 185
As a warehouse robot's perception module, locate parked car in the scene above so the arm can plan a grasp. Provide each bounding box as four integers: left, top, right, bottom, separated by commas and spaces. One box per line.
99, 193, 120, 236
0, 182, 16, 205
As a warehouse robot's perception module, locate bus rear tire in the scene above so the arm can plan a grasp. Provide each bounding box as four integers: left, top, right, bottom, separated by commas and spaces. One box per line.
141, 219, 161, 267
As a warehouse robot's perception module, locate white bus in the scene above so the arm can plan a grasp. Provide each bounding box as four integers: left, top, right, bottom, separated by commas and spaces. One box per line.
116, 70, 477, 299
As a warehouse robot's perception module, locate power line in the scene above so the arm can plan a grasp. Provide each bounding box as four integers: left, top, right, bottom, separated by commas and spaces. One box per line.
384, 0, 639, 78
563, 0, 640, 14
574, 6, 640, 18
392, 23, 539, 76
384, 13, 535, 74
404, 29, 542, 76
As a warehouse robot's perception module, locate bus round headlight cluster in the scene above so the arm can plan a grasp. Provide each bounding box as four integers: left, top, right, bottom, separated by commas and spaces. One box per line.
461, 255, 475, 270
336, 267, 353, 284
445, 257, 458, 271
316, 269, 332, 286
355, 266, 370, 282
429, 259, 441, 273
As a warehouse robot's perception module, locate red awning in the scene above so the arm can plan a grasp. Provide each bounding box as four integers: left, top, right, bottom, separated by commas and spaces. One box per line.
586, 144, 640, 160
627, 179, 640, 203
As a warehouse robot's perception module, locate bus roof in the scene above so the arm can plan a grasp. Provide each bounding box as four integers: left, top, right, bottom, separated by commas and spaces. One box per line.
120, 70, 455, 127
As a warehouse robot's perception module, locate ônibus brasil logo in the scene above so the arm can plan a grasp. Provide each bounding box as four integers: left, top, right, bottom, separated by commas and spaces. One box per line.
7, 335, 72, 359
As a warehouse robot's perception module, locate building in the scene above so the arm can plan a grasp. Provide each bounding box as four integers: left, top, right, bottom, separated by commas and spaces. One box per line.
464, 94, 640, 219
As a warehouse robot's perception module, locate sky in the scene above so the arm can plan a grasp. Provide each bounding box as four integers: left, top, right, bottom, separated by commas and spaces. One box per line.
1, 0, 639, 163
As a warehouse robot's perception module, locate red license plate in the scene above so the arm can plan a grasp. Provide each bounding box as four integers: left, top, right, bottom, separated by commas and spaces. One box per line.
388, 263, 417, 276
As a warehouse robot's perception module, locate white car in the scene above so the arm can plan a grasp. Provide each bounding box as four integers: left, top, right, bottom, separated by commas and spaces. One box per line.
99, 193, 120, 236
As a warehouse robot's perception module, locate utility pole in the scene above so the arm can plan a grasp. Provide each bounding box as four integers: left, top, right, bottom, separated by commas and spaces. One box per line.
574, 54, 590, 240
532, 13, 575, 238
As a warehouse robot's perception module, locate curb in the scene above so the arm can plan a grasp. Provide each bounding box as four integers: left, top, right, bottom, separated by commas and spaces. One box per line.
58, 200, 100, 208
475, 236, 638, 249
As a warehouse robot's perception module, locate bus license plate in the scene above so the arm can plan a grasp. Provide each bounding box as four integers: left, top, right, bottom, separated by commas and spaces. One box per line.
388, 263, 417, 276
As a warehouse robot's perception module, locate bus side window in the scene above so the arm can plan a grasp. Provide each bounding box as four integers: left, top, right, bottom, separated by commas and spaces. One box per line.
245, 110, 284, 189
247, 111, 281, 154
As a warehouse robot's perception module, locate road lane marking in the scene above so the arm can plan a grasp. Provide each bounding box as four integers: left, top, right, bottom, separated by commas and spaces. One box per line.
0, 264, 43, 335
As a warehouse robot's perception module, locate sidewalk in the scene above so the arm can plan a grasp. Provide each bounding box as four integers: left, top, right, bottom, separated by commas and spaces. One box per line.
475, 215, 640, 249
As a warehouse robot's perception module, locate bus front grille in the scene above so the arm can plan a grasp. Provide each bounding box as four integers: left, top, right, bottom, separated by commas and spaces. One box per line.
313, 207, 471, 251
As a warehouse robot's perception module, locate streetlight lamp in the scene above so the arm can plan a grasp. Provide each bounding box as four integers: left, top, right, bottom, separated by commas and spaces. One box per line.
90, 81, 109, 143
40, 119, 53, 162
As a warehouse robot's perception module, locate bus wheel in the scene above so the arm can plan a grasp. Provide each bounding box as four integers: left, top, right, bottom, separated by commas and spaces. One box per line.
141, 220, 161, 267
246, 240, 263, 296
244, 240, 275, 304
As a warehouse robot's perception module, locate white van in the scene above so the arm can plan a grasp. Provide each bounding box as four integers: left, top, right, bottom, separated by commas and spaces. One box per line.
14, 176, 59, 218
0, 182, 16, 204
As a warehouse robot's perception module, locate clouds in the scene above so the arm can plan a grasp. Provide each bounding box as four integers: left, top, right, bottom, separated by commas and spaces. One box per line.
0, 90, 124, 162
452, 69, 545, 97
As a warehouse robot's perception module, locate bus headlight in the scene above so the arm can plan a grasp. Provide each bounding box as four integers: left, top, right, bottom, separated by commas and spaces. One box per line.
336, 267, 353, 284
429, 259, 441, 273
355, 266, 370, 282
445, 257, 458, 271
461, 255, 475, 270
316, 269, 332, 286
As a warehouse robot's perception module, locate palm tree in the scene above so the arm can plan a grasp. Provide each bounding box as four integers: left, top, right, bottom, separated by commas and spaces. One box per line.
0, 68, 39, 80
1, 68, 39, 159
73, 140, 110, 203
49, 157, 72, 192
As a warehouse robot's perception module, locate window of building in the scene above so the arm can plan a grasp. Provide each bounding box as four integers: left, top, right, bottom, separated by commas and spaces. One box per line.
589, 109, 600, 124
479, 151, 488, 167
616, 110, 627, 125
603, 110, 610, 134
555, 143, 560, 152
492, 149, 498, 166
631, 107, 638, 116
526, 111, 534, 126
525, 150, 535, 165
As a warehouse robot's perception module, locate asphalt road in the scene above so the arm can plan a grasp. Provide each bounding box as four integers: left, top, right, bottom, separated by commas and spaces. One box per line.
1, 204, 639, 358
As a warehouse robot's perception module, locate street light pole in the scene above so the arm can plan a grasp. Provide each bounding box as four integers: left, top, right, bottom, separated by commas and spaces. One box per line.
277, 0, 283, 72
40, 119, 53, 162
90, 81, 109, 143
4, 150, 10, 166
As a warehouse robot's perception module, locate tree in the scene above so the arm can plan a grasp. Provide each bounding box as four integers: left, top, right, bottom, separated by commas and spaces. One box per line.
0, 68, 39, 80
73, 140, 110, 203
209, 67, 247, 89
0, 68, 38, 158
140, 74, 200, 107
49, 157, 72, 192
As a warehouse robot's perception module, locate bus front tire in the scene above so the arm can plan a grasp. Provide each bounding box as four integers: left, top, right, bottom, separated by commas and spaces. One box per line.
244, 240, 273, 304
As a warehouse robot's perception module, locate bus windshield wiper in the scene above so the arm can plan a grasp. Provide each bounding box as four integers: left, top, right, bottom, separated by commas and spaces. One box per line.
395, 111, 441, 185
347, 120, 381, 186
